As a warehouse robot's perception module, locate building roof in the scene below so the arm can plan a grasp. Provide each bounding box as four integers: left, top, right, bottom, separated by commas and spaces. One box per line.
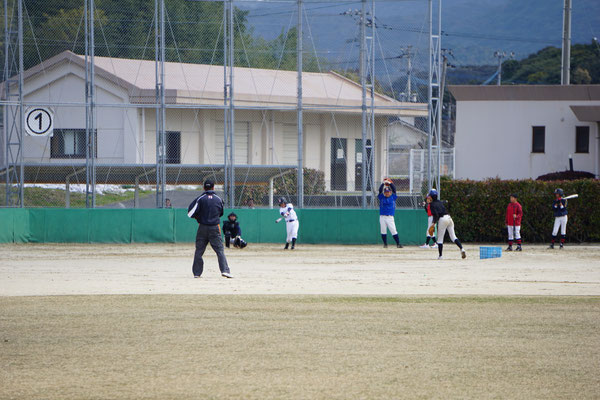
17, 50, 426, 116
570, 106, 600, 122
449, 85, 600, 101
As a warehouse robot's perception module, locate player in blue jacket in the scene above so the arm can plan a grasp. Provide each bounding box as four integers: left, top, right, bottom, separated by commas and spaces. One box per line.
378, 178, 402, 248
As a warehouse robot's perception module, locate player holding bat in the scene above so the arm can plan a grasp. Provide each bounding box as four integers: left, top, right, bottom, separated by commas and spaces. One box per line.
276, 197, 299, 250
548, 188, 577, 249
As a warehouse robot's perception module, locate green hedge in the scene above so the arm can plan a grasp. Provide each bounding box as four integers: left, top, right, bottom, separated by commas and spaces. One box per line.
442, 178, 600, 243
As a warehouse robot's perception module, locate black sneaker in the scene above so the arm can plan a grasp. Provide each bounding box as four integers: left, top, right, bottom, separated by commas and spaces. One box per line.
291, 246, 295, 250
516, 245, 522, 251
397, 243, 403, 248
548, 244, 554, 249
383, 244, 388, 248
284, 243, 289, 250
559, 243, 564, 249
506, 245, 513, 251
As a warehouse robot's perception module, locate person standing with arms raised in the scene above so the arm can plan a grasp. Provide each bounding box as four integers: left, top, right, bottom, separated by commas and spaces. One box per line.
188, 179, 233, 278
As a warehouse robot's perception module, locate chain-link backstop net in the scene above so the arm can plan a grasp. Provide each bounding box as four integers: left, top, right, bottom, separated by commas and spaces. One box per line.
1, 0, 435, 209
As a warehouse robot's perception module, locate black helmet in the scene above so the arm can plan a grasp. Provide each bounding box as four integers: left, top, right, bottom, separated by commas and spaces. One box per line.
277, 197, 287, 205
554, 188, 564, 196
228, 212, 237, 220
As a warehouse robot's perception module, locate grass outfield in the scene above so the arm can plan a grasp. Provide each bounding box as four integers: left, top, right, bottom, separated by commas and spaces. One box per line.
1, 295, 599, 399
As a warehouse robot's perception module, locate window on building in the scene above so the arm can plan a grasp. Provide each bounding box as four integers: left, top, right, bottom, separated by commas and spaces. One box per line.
165, 131, 181, 164
575, 126, 589, 154
531, 126, 545, 153
50, 129, 96, 158
282, 124, 298, 165
214, 122, 250, 164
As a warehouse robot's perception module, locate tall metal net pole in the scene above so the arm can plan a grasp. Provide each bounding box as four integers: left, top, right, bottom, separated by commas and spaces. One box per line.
160, 0, 166, 208
360, 0, 367, 208
436, 0, 442, 195
223, 0, 229, 203
2, 0, 7, 206
427, 0, 442, 194
17, 0, 24, 207
297, 0, 303, 208
369, 0, 375, 206
228, 0, 235, 207
155, 0, 166, 208
84, 0, 90, 208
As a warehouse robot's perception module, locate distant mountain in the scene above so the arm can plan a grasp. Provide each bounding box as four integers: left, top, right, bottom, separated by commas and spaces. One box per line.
240, 0, 600, 68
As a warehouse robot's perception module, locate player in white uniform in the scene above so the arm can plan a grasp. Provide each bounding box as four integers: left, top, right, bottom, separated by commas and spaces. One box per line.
276, 197, 299, 250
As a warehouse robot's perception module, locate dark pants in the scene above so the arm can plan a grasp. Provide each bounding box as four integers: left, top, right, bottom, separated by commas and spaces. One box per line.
192, 224, 230, 277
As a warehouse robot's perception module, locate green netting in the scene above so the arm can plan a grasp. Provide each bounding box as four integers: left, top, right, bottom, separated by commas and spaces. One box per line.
0, 209, 427, 245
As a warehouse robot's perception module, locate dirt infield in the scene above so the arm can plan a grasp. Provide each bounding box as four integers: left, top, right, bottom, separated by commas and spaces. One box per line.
1, 243, 599, 296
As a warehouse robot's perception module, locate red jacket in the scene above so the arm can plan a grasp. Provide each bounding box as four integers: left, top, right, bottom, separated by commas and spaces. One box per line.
506, 202, 523, 226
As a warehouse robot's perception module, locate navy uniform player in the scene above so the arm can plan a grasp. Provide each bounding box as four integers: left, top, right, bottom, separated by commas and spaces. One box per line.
276, 197, 299, 249
428, 189, 466, 260
549, 188, 568, 249
187, 179, 232, 278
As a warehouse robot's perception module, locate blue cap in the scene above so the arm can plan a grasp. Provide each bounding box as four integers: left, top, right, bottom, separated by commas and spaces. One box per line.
428, 189, 438, 197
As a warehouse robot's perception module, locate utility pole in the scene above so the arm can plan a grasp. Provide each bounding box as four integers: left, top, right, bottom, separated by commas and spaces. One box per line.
297, 0, 303, 208
561, 0, 572, 85
398, 46, 414, 102
493, 51, 514, 85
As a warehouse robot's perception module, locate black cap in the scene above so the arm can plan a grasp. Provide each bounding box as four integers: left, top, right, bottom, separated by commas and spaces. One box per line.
278, 197, 287, 205
228, 212, 237, 219
203, 179, 214, 190
510, 193, 518, 198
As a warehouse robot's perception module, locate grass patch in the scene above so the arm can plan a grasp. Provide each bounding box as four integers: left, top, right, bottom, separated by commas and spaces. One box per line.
0, 185, 152, 207
1, 295, 599, 399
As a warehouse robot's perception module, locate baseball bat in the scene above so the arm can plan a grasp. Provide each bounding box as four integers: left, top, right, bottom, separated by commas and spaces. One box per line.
275, 217, 283, 223
564, 194, 578, 200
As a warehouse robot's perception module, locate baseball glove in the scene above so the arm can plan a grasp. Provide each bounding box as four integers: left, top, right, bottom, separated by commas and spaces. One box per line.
428, 224, 435, 237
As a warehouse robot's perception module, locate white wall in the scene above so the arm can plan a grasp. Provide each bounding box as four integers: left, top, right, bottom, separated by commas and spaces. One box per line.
455, 100, 600, 180
20, 62, 132, 164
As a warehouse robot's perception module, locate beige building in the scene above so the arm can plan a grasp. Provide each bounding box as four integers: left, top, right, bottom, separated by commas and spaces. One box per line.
9, 51, 426, 191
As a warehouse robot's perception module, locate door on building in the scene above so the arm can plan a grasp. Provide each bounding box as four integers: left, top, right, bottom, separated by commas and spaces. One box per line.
165, 131, 181, 164
354, 138, 372, 191
330, 137, 347, 190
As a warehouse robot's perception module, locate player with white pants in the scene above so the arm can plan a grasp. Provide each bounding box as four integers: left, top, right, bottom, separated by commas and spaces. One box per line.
419, 194, 437, 249
277, 197, 299, 250
378, 179, 402, 248
428, 189, 466, 260
549, 188, 568, 249
505, 194, 523, 251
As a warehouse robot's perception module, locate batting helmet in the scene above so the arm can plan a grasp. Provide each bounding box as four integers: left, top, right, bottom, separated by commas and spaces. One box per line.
277, 197, 287, 205
428, 189, 438, 199
228, 212, 237, 220
554, 188, 564, 196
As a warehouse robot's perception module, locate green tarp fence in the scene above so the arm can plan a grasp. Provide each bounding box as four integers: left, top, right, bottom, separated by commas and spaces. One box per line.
0, 208, 426, 245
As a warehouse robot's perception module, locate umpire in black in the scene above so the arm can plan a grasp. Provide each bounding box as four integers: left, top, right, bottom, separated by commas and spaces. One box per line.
187, 179, 232, 278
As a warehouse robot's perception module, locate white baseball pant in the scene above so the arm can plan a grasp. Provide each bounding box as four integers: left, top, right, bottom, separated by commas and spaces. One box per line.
507, 225, 521, 240
426, 215, 435, 236
436, 215, 457, 244
552, 216, 567, 236
286, 220, 299, 242
380, 215, 398, 235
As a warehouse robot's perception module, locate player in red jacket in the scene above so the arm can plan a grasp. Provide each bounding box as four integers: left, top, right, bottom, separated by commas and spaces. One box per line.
506, 194, 523, 251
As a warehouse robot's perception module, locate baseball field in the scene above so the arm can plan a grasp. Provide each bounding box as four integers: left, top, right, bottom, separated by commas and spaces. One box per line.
1, 243, 599, 399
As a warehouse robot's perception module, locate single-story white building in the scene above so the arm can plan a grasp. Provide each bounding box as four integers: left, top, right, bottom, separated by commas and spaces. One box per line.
450, 85, 600, 180
4, 50, 427, 191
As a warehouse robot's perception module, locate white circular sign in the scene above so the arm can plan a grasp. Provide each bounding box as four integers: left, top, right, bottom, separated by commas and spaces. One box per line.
25, 107, 54, 137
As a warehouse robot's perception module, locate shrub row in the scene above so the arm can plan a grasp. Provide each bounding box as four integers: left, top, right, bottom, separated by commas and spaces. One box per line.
441, 178, 600, 243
